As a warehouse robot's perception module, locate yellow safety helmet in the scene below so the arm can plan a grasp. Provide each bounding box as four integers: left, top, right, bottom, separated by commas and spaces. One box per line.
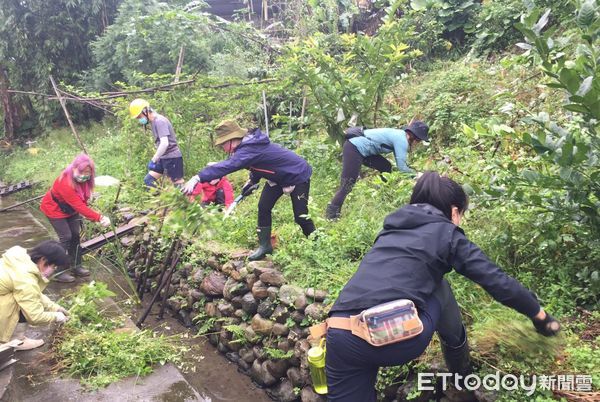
129, 98, 150, 119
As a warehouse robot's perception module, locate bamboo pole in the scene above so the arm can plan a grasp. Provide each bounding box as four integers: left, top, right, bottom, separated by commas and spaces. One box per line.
58, 88, 115, 115
262, 90, 269, 136
0, 195, 44, 212
49, 75, 88, 154
9, 78, 279, 103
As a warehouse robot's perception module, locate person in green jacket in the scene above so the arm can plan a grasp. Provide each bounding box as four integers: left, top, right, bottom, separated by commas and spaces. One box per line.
0, 240, 71, 350
326, 120, 429, 220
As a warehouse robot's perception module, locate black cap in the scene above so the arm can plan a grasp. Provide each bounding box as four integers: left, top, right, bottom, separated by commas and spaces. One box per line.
403, 120, 429, 141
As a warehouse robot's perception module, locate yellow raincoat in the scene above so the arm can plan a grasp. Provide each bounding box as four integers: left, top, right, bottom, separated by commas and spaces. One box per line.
0, 246, 60, 342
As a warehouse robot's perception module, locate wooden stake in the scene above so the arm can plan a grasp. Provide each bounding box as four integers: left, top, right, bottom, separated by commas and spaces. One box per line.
157, 253, 181, 320
111, 183, 122, 211
289, 101, 293, 133
299, 87, 307, 129
49, 75, 88, 154
155, 239, 179, 290
136, 243, 182, 326
137, 208, 168, 298
262, 0, 268, 24
174, 45, 185, 84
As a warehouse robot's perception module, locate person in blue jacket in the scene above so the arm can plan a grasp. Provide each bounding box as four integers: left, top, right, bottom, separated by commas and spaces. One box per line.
326, 120, 429, 220
325, 171, 560, 401
183, 120, 315, 260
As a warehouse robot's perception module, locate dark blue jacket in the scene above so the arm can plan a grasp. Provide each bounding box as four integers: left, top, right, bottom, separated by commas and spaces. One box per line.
198, 129, 312, 186
330, 204, 541, 318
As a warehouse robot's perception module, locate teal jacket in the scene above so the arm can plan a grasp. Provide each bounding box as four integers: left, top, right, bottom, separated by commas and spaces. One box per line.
349, 128, 412, 173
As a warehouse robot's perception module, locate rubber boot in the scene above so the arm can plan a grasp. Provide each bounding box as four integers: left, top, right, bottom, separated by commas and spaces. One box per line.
53, 270, 75, 283
73, 266, 90, 277
440, 327, 477, 401
325, 203, 341, 220
248, 226, 273, 261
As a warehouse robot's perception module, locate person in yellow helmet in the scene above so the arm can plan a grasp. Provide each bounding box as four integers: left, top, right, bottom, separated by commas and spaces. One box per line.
129, 99, 184, 188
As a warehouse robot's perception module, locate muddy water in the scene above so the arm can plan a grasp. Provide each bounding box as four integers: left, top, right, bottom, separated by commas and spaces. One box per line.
0, 197, 50, 250
0, 197, 271, 402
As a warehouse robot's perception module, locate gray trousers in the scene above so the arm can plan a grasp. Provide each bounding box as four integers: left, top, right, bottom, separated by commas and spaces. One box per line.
48, 214, 82, 270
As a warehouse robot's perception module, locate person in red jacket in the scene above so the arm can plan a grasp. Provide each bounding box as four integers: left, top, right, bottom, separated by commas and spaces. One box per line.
40, 153, 111, 283
189, 177, 234, 209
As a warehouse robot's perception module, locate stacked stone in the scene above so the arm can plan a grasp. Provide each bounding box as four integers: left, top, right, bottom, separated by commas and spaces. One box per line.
162, 256, 329, 402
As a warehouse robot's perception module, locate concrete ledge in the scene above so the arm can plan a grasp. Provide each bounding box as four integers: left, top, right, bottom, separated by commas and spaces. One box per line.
6, 363, 202, 402
0, 364, 13, 401
3, 290, 205, 402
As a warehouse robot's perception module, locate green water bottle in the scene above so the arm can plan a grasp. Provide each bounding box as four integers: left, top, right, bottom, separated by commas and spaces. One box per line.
307, 338, 328, 395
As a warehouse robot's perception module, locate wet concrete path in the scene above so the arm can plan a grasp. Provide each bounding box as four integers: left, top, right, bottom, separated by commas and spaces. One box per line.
0, 196, 271, 402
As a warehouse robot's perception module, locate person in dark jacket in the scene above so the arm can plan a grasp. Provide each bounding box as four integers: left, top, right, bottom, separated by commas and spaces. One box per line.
183, 120, 315, 260
326, 120, 429, 220
325, 171, 560, 402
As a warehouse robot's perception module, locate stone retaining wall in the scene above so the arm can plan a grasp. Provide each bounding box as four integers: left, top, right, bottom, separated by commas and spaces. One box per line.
126, 235, 329, 402
122, 232, 479, 402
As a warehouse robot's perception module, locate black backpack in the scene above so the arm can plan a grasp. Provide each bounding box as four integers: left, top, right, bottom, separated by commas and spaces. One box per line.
344, 126, 365, 140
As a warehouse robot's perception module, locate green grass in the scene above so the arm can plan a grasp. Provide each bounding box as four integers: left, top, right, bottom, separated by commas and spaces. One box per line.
53, 282, 185, 389
2, 57, 598, 398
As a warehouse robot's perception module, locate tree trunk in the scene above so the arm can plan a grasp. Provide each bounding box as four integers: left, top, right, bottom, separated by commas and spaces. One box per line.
0, 65, 20, 142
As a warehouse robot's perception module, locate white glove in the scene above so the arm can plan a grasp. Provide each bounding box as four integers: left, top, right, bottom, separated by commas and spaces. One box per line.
54, 311, 69, 323
100, 215, 111, 227
183, 176, 201, 195
56, 306, 70, 316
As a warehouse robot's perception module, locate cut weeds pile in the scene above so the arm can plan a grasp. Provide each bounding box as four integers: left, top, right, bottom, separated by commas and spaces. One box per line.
49, 281, 185, 389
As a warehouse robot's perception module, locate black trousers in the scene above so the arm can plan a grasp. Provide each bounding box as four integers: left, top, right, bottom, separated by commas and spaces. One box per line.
257, 180, 315, 237
330, 140, 392, 207
201, 189, 226, 211
48, 214, 82, 269
325, 279, 465, 402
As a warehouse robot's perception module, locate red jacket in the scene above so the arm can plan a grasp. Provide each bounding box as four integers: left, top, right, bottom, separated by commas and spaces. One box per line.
40, 175, 101, 221
190, 178, 234, 207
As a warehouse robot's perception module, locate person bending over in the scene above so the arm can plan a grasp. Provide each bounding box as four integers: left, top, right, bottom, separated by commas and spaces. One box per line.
324, 171, 560, 401
326, 120, 429, 220
0, 240, 71, 350
183, 120, 315, 260
40, 153, 111, 282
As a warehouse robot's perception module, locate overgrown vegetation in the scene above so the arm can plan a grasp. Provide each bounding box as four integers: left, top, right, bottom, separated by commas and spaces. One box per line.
2, 0, 599, 399
53, 282, 184, 389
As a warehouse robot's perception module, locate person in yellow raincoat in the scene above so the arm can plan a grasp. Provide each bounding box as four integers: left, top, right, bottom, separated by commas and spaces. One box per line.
0, 240, 71, 350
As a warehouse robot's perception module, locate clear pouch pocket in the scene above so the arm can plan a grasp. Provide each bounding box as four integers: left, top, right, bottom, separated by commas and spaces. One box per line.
357, 299, 423, 346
